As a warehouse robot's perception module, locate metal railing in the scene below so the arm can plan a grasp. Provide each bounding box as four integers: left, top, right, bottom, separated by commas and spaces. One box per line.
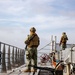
0, 42, 25, 73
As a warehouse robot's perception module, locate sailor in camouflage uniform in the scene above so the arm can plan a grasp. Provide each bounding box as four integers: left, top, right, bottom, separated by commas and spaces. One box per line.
59, 32, 68, 50
24, 27, 40, 72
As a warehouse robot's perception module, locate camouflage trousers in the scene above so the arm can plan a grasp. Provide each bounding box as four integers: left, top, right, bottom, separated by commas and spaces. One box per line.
26, 47, 37, 70
61, 43, 67, 50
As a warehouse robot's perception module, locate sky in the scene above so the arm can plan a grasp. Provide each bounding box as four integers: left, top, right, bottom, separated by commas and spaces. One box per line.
0, 0, 75, 49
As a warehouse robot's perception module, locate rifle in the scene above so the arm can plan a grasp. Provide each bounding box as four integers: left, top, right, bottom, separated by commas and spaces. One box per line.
25, 34, 36, 49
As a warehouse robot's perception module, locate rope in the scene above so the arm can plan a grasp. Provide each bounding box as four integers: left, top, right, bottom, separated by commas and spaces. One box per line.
38, 42, 51, 51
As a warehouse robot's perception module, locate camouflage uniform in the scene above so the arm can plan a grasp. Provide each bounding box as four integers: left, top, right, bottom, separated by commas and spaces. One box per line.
25, 27, 40, 71
59, 32, 68, 50
26, 47, 37, 70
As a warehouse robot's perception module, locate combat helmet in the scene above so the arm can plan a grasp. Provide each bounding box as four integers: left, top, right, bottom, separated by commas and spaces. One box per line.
30, 27, 36, 32
62, 32, 66, 35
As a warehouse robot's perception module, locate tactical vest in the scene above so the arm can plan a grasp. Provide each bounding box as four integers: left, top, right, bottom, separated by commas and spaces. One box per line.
28, 34, 39, 47
61, 36, 68, 43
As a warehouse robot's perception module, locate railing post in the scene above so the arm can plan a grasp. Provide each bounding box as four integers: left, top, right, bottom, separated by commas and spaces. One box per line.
7, 46, 11, 70
23, 50, 25, 64
19, 49, 21, 66
0, 42, 1, 51
17, 49, 20, 66
2, 44, 6, 72
21, 50, 25, 65
0, 42, 1, 64
12, 47, 15, 68
20, 50, 22, 65
15, 47, 18, 67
